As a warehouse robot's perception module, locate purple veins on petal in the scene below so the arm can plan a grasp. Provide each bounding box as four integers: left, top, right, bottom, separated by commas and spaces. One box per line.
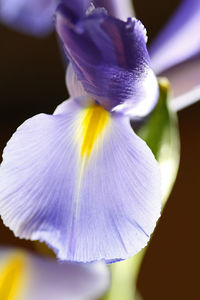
56, 2, 158, 117
0, 97, 161, 263
149, 0, 200, 74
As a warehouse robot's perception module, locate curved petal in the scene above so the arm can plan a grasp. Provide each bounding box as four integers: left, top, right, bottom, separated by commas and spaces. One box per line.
0, 97, 161, 263
56, 2, 158, 117
149, 0, 200, 74
0, 247, 109, 300
0, 0, 58, 36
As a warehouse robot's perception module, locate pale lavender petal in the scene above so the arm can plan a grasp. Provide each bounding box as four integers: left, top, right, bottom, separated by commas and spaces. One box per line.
149, 0, 200, 74
170, 86, 200, 112
0, 247, 109, 300
0, 97, 161, 263
66, 63, 87, 98
0, 0, 59, 36
56, 2, 158, 117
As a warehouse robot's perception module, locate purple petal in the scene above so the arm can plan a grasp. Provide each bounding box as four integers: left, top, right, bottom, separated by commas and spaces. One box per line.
54, 0, 90, 27
149, 0, 200, 74
93, 0, 135, 20
0, 247, 109, 300
0, 97, 161, 263
163, 55, 200, 99
0, 0, 59, 36
56, 2, 158, 116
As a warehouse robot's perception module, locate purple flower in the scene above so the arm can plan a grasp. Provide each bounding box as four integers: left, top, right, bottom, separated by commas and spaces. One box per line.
0, 247, 109, 300
0, 0, 59, 36
0, 0, 161, 263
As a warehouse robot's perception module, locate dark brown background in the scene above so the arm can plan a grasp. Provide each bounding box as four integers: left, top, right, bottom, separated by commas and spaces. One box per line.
0, 0, 200, 299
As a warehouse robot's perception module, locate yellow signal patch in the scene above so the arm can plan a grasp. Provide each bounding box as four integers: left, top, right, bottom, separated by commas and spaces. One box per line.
0, 253, 25, 300
80, 104, 110, 157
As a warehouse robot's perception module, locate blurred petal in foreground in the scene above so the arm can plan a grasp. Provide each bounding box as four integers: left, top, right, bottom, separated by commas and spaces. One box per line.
0, 247, 109, 300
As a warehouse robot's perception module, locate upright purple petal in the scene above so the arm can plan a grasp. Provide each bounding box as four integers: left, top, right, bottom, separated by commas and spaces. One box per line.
0, 97, 161, 263
0, 0, 59, 36
56, 2, 158, 117
93, 0, 135, 20
0, 247, 109, 300
58, 0, 90, 21
149, 0, 200, 74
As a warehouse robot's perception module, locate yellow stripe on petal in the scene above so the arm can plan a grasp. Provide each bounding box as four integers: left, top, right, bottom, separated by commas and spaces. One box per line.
73, 103, 110, 218
0, 253, 26, 300
80, 104, 110, 157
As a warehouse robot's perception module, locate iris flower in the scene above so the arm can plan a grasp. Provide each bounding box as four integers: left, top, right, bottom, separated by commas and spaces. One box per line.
0, 0, 161, 263
0, 247, 109, 300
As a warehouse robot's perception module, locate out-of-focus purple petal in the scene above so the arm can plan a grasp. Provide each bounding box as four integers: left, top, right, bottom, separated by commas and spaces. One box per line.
56, 2, 158, 117
0, 97, 161, 263
149, 0, 200, 74
164, 55, 200, 98
58, 0, 90, 21
0, 0, 59, 36
170, 85, 200, 112
0, 247, 109, 300
93, 0, 135, 20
